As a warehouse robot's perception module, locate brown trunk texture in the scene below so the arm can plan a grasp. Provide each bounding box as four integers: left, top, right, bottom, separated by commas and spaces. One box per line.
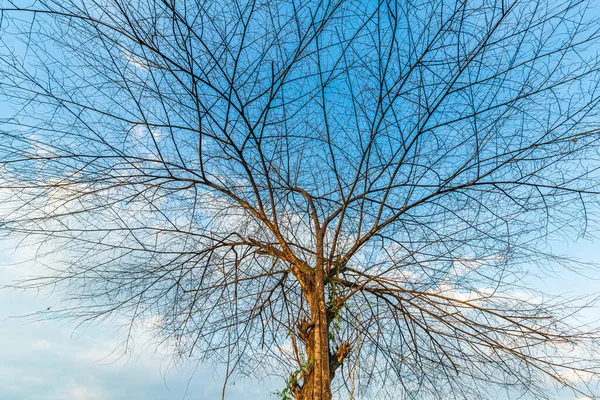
296, 285, 332, 400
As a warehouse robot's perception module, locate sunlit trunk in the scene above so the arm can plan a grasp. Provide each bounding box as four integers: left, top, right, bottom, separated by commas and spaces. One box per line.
296, 278, 332, 400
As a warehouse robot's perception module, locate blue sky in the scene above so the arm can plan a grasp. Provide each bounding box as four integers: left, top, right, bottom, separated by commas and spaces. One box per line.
0, 241, 275, 400
0, 22, 276, 397
1, 1, 600, 399
1, 235, 599, 399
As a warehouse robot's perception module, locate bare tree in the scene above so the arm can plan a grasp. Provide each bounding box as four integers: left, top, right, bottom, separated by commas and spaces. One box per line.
2, 0, 600, 398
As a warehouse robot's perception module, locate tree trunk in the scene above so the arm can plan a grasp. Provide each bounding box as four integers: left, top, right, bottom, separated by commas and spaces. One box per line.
293, 235, 349, 399
296, 276, 332, 400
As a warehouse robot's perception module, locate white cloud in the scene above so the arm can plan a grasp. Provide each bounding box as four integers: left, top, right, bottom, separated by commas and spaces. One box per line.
451, 254, 506, 277
48, 380, 107, 400
131, 124, 162, 141
557, 368, 596, 384
70, 383, 100, 400
75, 339, 129, 365
123, 52, 149, 71
31, 339, 52, 351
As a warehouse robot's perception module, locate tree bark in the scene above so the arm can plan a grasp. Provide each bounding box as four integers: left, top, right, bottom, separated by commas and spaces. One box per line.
296, 278, 332, 400
294, 229, 333, 400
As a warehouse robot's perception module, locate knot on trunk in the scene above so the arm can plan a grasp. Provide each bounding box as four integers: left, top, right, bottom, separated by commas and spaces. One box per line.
330, 341, 351, 377
297, 317, 315, 344
335, 341, 351, 363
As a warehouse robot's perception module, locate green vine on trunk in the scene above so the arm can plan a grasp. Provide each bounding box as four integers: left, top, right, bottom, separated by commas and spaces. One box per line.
326, 277, 344, 342
273, 357, 314, 400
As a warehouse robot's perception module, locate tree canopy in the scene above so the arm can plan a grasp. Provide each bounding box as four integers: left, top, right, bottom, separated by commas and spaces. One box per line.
2, 0, 600, 399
